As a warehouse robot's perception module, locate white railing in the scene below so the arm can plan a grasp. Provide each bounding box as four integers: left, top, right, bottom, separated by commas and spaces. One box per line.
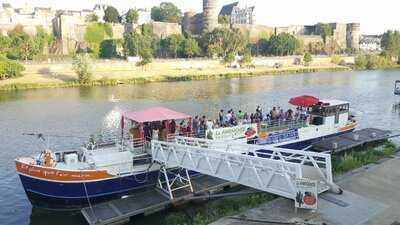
152, 140, 303, 199
172, 136, 338, 193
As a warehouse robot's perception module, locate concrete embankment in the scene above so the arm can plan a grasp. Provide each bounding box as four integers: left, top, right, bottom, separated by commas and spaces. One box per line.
210, 152, 400, 225
0, 56, 352, 91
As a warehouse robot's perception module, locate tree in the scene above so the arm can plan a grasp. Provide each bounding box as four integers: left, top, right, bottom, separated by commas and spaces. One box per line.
267, 33, 300, 56
72, 54, 92, 83
104, 6, 121, 23
86, 13, 99, 22
100, 39, 120, 58
84, 23, 113, 57
303, 52, 313, 66
201, 28, 247, 58
126, 9, 139, 24
381, 30, 400, 58
151, 2, 182, 23
0, 34, 11, 55
218, 15, 230, 24
137, 48, 153, 68
7, 27, 39, 60
319, 23, 333, 44
34, 26, 55, 55
163, 34, 185, 58
182, 37, 200, 58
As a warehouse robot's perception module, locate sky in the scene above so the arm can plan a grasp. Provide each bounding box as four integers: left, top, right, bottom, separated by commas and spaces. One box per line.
5, 0, 400, 34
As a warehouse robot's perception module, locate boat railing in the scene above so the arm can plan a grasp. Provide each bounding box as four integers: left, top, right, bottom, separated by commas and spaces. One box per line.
260, 118, 308, 132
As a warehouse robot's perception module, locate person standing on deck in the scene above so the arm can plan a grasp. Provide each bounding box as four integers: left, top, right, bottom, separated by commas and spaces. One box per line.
218, 110, 224, 126
193, 116, 199, 137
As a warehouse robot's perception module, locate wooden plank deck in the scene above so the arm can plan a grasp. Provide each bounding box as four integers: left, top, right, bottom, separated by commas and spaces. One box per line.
312, 128, 391, 153
81, 175, 234, 225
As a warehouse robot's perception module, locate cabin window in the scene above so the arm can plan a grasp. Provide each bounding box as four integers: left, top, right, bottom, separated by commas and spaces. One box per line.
335, 113, 339, 124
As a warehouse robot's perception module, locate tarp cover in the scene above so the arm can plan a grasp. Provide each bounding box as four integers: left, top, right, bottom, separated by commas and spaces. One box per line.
122, 107, 191, 123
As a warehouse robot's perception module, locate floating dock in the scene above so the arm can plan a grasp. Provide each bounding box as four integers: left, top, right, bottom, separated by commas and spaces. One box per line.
81, 175, 234, 225
312, 128, 391, 153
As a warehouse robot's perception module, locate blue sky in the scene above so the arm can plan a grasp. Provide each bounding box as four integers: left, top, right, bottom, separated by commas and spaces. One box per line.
6, 0, 400, 34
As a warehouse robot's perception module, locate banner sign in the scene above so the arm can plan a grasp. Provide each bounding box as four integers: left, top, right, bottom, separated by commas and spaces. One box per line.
256, 128, 299, 145
295, 178, 318, 210
206, 124, 258, 140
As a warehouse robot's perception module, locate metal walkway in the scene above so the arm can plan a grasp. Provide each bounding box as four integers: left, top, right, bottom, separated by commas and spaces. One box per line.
152, 137, 340, 200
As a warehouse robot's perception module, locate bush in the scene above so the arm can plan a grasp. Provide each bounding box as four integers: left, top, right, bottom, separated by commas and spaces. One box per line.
100, 39, 120, 58
303, 52, 312, 66
239, 51, 253, 67
330, 55, 342, 64
355, 54, 393, 70
224, 52, 235, 64
72, 54, 92, 83
0, 56, 25, 80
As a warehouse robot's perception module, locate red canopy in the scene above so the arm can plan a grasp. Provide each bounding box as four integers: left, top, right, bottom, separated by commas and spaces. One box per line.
288, 95, 319, 107
122, 107, 191, 123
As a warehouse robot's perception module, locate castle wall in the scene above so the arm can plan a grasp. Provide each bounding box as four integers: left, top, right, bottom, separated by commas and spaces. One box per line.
151, 21, 182, 38
232, 24, 273, 43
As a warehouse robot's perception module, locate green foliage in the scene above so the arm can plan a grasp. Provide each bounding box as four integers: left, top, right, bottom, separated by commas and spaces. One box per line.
330, 55, 342, 64
34, 26, 55, 55
354, 54, 393, 70
0, 34, 11, 55
308, 41, 325, 55
84, 23, 113, 57
381, 30, 400, 58
319, 23, 333, 44
303, 52, 312, 66
123, 25, 158, 59
218, 15, 230, 24
151, 2, 182, 23
125, 9, 139, 24
333, 141, 397, 175
239, 50, 253, 67
162, 34, 185, 58
182, 36, 200, 58
86, 13, 99, 22
257, 33, 300, 56
201, 28, 247, 58
72, 54, 92, 83
137, 47, 153, 67
7, 26, 39, 60
0, 56, 25, 80
103, 6, 121, 23
224, 52, 235, 64
100, 39, 120, 58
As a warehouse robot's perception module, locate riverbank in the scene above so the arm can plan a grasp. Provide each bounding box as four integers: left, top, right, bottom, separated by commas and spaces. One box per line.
0, 57, 351, 91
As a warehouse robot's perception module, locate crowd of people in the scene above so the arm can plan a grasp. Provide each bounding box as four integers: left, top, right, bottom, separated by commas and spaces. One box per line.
213, 106, 308, 128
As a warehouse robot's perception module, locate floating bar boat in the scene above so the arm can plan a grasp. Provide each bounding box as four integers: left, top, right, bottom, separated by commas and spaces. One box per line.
15, 96, 357, 210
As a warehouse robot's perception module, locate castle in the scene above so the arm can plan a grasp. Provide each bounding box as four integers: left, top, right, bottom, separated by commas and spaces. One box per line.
0, 1, 361, 55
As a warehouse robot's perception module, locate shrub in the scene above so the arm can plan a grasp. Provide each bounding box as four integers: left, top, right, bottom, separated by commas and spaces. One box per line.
354, 55, 367, 69
224, 52, 235, 64
239, 51, 253, 67
0, 56, 25, 80
72, 54, 92, 83
100, 39, 120, 58
330, 55, 342, 64
303, 52, 312, 66
84, 23, 113, 57
355, 54, 393, 70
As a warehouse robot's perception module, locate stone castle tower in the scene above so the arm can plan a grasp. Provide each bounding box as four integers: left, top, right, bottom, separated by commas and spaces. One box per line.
202, 0, 218, 32
347, 23, 361, 50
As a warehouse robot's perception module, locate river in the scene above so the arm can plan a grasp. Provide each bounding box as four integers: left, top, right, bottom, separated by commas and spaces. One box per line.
1, 70, 400, 225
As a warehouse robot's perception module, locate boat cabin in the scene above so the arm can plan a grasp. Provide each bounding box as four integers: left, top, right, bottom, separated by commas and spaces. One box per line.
309, 100, 350, 126
120, 107, 193, 152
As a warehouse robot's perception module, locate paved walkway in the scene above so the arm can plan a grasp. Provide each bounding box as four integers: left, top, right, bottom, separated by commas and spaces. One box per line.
210, 154, 400, 225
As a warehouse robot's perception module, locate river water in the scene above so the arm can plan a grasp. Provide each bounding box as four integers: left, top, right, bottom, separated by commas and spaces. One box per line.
1, 70, 400, 225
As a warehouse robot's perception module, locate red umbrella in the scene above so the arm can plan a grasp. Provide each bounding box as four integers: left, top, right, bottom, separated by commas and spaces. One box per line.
289, 95, 319, 107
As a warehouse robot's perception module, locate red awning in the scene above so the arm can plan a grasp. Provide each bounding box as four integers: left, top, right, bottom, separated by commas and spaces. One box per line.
288, 95, 319, 107
122, 107, 191, 123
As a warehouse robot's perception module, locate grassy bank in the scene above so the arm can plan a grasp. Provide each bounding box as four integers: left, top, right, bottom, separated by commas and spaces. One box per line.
0, 65, 349, 91
332, 141, 397, 175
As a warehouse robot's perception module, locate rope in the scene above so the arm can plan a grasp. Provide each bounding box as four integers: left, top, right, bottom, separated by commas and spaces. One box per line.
82, 176, 97, 224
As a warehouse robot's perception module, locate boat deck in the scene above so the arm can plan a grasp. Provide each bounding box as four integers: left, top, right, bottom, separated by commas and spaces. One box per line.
312, 128, 391, 153
81, 175, 234, 225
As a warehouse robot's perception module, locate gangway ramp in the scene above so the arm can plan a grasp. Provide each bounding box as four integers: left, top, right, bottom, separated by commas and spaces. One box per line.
152, 137, 340, 200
